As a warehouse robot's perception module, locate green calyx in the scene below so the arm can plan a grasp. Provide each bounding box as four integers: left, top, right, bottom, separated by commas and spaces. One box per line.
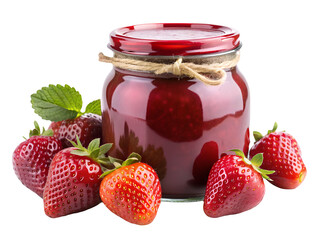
69, 136, 113, 167
253, 122, 278, 142
25, 121, 53, 139
31, 84, 101, 122
69, 136, 141, 179
231, 149, 275, 181
99, 152, 142, 179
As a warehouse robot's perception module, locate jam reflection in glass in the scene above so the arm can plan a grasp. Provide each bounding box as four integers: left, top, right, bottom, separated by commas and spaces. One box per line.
102, 67, 250, 200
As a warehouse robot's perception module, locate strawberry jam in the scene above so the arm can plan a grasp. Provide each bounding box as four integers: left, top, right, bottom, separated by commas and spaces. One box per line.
101, 23, 250, 200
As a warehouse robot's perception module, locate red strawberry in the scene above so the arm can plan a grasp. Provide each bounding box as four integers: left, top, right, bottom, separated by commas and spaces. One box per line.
31, 84, 102, 148
49, 113, 102, 148
249, 122, 306, 189
203, 150, 274, 218
100, 153, 161, 225
43, 137, 112, 218
13, 122, 63, 197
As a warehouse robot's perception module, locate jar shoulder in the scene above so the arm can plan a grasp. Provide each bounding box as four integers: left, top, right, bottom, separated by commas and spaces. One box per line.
102, 67, 249, 120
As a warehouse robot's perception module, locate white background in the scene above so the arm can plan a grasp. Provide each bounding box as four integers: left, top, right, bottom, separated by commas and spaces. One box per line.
1, 0, 319, 239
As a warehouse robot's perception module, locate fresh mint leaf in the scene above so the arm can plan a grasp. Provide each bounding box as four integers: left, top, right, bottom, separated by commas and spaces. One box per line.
31, 84, 83, 121
85, 99, 101, 115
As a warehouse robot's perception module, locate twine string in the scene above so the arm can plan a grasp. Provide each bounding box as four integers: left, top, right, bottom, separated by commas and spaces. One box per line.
98, 52, 240, 85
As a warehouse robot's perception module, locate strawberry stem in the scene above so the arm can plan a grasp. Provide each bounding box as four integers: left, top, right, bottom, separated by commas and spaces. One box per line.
69, 136, 113, 167
253, 131, 264, 142
99, 152, 142, 179
267, 122, 278, 134
26, 121, 53, 139
253, 122, 280, 143
231, 149, 275, 181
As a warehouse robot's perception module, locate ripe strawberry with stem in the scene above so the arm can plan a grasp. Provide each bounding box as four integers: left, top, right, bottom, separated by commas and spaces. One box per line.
43, 137, 112, 218
31, 84, 102, 148
100, 153, 162, 225
13, 121, 63, 197
203, 150, 274, 218
249, 122, 306, 189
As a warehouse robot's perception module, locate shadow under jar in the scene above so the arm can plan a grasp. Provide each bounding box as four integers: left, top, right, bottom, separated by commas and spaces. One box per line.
101, 23, 250, 201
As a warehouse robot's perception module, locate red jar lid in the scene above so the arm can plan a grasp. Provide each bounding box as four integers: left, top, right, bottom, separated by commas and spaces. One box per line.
109, 23, 240, 56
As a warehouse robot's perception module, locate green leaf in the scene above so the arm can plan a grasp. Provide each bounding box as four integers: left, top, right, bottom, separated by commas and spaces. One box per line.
108, 156, 123, 164
259, 169, 275, 181
71, 149, 90, 156
268, 122, 278, 134
99, 143, 113, 156
85, 99, 101, 115
100, 169, 117, 179
42, 129, 53, 136
230, 149, 251, 164
28, 121, 53, 138
75, 135, 85, 150
90, 148, 101, 159
87, 138, 100, 152
34, 121, 40, 132
260, 169, 276, 175
122, 158, 139, 167
251, 153, 263, 168
259, 168, 275, 179
230, 149, 245, 158
31, 84, 83, 121
127, 152, 142, 162
253, 131, 264, 142
68, 139, 78, 148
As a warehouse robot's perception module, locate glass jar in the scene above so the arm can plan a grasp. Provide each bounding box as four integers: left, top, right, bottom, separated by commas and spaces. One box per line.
101, 23, 250, 201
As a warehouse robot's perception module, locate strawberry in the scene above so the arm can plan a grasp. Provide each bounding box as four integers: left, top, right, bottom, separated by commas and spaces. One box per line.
12, 121, 63, 197
43, 137, 112, 218
100, 153, 161, 225
49, 113, 102, 148
203, 150, 274, 218
249, 122, 307, 189
31, 84, 102, 148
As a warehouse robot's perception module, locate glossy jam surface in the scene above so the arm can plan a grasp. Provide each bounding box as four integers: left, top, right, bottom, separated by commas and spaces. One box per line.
102, 67, 250, 199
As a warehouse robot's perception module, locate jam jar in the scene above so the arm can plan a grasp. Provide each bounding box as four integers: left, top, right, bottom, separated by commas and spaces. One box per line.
101, 23, 250, 201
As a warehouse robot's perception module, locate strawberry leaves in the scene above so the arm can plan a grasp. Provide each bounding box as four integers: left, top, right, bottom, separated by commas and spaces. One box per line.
68, 137, 142, 179
231, 149, 275, 181
26, 121, 53, 139
69, 136, 113, 165
253, 122, 279, 142
250, 153, 275, 181
99, 152, 142, 179
85, 99, 101, 115
31, 84, 101, 121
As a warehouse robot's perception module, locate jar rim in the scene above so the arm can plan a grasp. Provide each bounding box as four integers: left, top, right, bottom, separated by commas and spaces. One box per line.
108, 23, 241, 57
109, 43, 242, 60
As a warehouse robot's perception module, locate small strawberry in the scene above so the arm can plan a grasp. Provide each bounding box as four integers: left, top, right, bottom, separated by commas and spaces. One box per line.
43, 137, 112, 218
13, 121, 63, 197
249, 122, 307, 189
100, 153, 161, 225
31, 84, 102, 148
203, 150, 274, 218
49, 113, 102, 148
